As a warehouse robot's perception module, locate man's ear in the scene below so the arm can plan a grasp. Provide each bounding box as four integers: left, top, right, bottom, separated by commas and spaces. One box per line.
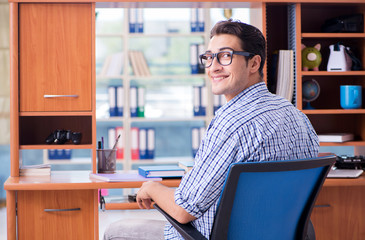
249, 55, 261, 73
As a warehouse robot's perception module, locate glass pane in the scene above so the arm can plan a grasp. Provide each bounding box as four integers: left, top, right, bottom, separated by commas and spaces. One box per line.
96, 37, 123, 75
210, 8, 250, 26
95, 8, 124, 34
129, 36, 204, 75
143, 8, 191, 34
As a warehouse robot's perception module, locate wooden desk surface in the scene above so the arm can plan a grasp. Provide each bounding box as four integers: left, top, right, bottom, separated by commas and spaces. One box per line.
322, 174, 365, 187
4, 171, 181, 190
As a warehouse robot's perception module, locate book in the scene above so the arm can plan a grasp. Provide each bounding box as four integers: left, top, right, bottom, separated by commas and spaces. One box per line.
89, 173, 162, 182
318, 133, 354, 142
20, 164, 51, 176
138, 165, 185, 178
178, 161, 194, 173
275, 50, 294, 102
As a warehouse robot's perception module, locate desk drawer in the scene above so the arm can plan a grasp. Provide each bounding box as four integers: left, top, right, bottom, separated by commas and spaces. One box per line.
17, 190, 95, 240
311, 186, 365, 240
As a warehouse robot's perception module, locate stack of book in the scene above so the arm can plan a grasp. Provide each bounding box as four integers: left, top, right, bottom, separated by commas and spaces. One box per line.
128, 50, 150, 76
19, 164, 51, 176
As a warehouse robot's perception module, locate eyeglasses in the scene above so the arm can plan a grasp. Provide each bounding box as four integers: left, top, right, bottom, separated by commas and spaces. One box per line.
199, 50, 254, 68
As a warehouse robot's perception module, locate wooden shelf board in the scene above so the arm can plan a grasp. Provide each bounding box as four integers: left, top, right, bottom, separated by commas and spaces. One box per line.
320, 141, 365, 146
20, 144, 93, 150
300, 71, 365, 76
302, 33, 365, 38
303, 109, 365, 114
19, 111, 93, 116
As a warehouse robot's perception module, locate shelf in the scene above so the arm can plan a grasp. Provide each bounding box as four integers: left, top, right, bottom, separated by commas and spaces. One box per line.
20, 144, 93, 150
19, 112, 93, 117
301, 33, 365, 38
303, 109, 365, 114
45, 158, 92, 165
96, 116, 207, 123
96, 74, 206, 80
128, 156, 194, 165
301, 71, 365, 76
320, 141, 365, 147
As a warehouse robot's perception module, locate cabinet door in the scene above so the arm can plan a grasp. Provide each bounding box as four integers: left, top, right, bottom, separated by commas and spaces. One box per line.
19, 3, 92, 112
17, 190, 96, 240
311, 186, 365, 240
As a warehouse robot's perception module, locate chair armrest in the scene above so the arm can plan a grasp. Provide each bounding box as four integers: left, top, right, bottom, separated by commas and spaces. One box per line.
154, 204, 207, 240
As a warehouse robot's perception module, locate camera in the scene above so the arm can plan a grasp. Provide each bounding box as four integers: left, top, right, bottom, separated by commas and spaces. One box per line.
46, 130, 82, 145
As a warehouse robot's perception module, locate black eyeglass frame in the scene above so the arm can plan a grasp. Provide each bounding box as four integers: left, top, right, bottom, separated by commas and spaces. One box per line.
199, 50, 255, 68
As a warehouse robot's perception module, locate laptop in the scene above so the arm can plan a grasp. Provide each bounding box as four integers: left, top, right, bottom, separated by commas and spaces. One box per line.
327, 168, 363, 178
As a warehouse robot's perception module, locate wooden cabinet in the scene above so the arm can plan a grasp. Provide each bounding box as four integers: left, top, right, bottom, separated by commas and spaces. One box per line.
311, 185, 365, 240
19, 3, 92, 112
17, 190, 95, 240
297, 3, 365, 146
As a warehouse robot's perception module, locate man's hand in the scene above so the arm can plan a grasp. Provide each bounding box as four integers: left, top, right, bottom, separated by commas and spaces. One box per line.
136, 181, 155, 209
136, 181, 197, 224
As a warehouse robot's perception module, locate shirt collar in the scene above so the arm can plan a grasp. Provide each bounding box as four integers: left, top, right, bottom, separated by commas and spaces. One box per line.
215, 81, 268, 116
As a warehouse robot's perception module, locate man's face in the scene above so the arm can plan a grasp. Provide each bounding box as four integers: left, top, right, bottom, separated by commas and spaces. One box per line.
206, 34, 251, 102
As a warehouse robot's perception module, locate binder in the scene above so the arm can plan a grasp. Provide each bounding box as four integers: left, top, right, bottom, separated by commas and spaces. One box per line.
200, 86, 207, 116
108, 86, 117, 117
129, 8, 136, 33
213, 95, 220, 113
116, 86, 123, 117
137, 87, 145, 117
131, 127, 139, 160
139, 128, 147, 159
190, 9, 197, 32
191, 127, 200, 157
138, 165, 185, 178
137, 8, 144, 33
190, 44, 199, 74
115, 127, 124, 159
197, 8, 205, 32
147, 128, 155, 159
130, 87, 138, 117
193, 86, 200, 116
198, 44, 205, 73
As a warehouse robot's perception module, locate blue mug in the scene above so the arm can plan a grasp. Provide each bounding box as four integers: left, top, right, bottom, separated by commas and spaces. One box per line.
340, 85, 362, 109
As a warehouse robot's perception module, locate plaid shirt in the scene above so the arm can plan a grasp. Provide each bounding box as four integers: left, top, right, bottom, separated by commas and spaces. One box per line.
164, 82, 319, 239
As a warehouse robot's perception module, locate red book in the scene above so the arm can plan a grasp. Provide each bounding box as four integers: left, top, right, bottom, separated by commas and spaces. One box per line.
131, 127, 139, 160
115, 127, 124, 159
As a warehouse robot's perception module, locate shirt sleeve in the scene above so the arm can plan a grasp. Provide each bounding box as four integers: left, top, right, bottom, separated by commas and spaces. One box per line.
174, 119, 260, 218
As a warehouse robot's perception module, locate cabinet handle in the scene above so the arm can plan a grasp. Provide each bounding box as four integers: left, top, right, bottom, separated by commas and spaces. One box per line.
314, 204, 331, 208
44, 95, 79, 98
44, 208, 81, 212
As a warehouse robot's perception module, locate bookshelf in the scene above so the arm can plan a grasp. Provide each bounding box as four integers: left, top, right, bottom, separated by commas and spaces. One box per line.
267, 2, 365, 239
94, 7, 252, 169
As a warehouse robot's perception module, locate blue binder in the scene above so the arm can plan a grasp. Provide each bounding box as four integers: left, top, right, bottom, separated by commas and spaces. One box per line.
138, 165, 185, 178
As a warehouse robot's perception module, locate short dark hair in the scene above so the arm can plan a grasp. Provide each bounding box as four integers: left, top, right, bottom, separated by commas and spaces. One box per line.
210, 19, 266, 78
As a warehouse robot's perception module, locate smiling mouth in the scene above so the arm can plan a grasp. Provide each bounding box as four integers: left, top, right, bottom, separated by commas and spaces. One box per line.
211, 76, 228, 83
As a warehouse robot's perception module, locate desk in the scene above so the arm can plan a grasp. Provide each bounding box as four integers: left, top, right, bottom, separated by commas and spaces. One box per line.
4, 171, 180, 240
311, 174, 365, 240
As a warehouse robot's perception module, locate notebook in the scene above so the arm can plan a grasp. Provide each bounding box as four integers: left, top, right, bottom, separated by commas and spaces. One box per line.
327, 169, 363, 178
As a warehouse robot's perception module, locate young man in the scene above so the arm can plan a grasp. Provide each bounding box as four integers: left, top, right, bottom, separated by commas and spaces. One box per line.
104, 20, 319, 240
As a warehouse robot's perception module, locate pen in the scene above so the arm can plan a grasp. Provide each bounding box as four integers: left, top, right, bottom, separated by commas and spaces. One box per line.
101, 137, 104, 149
106, 134, 121, 165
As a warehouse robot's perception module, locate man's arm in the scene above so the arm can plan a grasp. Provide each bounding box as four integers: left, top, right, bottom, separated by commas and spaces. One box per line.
136, 181, 196, 224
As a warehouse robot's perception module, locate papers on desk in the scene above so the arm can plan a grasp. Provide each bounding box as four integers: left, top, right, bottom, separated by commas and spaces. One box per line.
327, 169, 363, 178
89, 173, 162, 182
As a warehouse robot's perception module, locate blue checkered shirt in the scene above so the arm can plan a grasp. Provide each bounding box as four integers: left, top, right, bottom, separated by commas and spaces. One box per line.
164, 82, 319, 239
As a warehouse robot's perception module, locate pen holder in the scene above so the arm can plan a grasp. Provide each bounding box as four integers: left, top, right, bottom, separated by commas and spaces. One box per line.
97, 149, 117, 173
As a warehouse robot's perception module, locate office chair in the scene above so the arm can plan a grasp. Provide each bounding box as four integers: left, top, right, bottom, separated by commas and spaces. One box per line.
154, 155, 336, 240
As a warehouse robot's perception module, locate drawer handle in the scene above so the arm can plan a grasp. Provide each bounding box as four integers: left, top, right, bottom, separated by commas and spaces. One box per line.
314, 204, 331, 208
44, 208, 81, 212
44, 95, 79, 98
